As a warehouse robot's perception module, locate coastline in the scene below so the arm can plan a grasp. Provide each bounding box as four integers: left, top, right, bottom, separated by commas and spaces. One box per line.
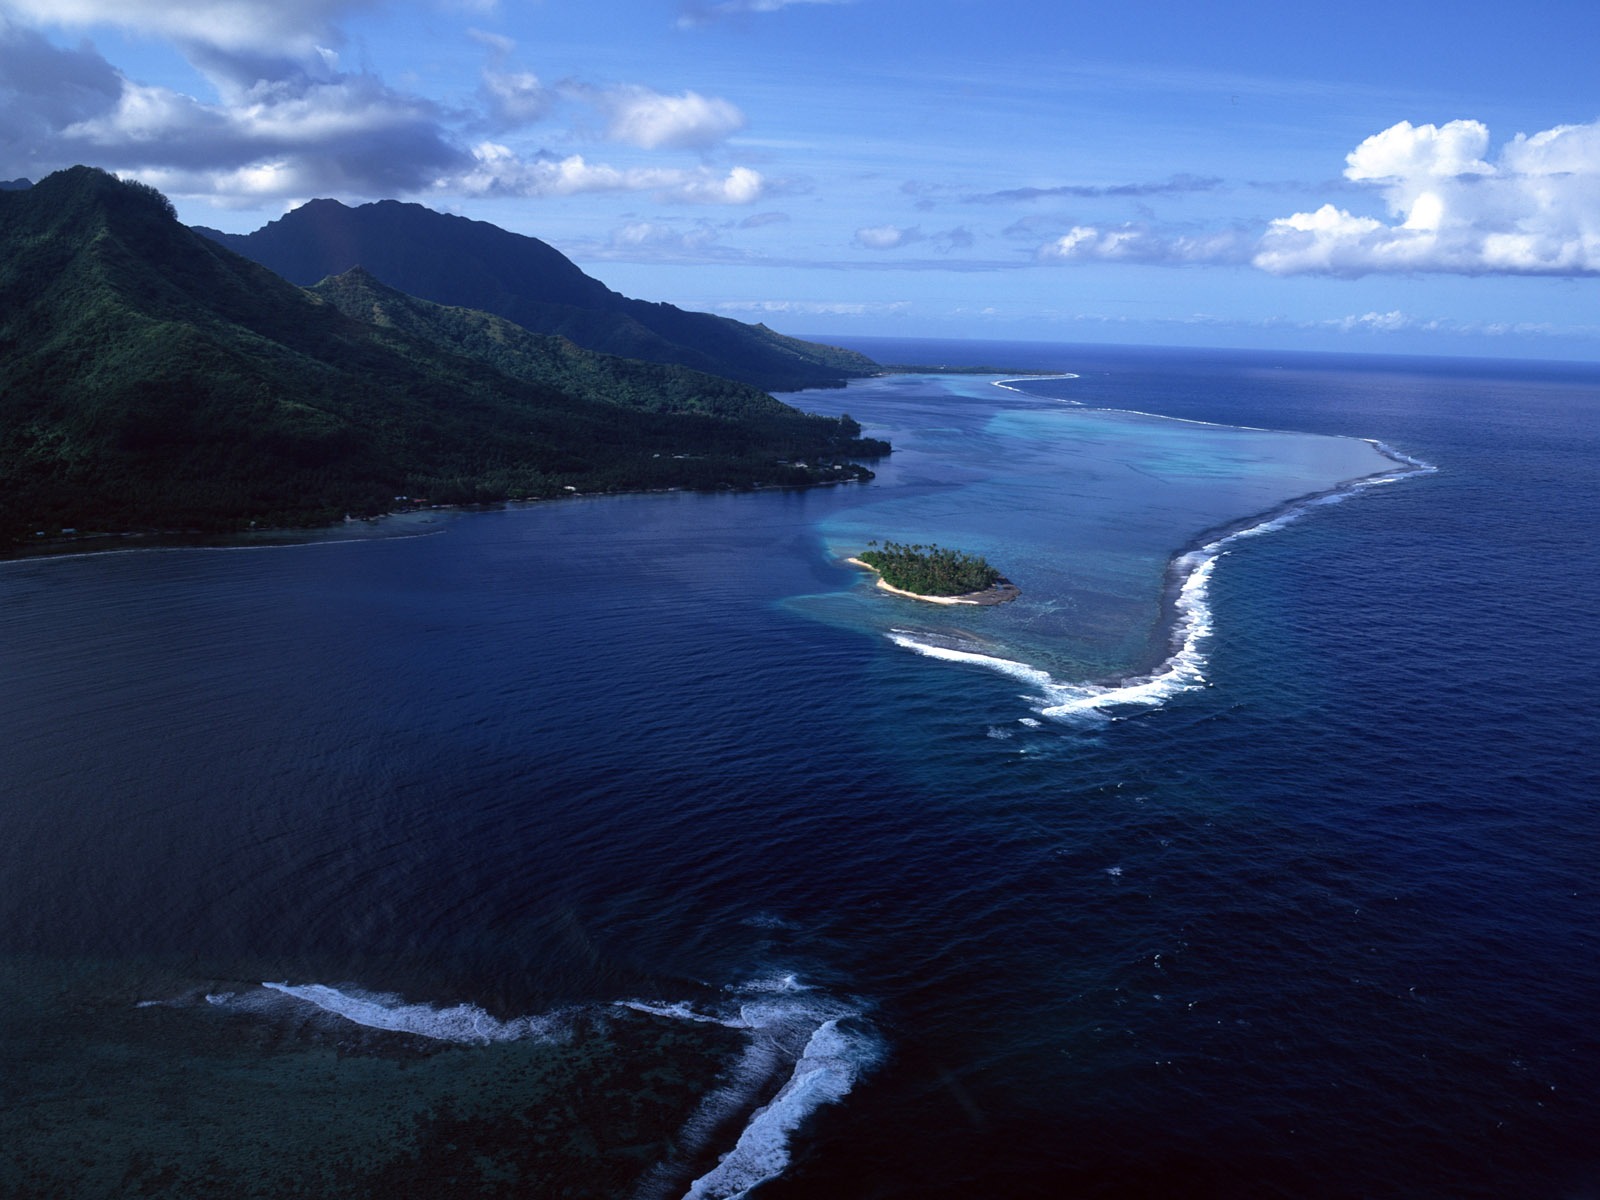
845, 556, 1020, 606
875, 441, 1435, 720
1, 474, 875, 565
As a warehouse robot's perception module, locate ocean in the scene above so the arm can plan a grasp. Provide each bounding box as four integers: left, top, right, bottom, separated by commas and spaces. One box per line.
2, 340, 1596, 1198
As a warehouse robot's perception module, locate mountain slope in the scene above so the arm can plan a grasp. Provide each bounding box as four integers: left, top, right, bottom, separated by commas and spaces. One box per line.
0, 168, 885, 543
308, 266, 812, 424
198, 199, 880, 391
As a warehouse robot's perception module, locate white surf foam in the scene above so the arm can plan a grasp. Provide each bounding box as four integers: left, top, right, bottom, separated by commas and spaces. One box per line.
261, 981, 562, 1044
681, 1017, 875, 1200
883, 440, 1435, 722
991, 373, 1081, 396
885, 633, 1057, 698
621, 975, 882, 1200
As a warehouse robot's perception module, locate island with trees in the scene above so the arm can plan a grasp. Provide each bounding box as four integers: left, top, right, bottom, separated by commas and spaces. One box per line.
848, 541, 1020, 605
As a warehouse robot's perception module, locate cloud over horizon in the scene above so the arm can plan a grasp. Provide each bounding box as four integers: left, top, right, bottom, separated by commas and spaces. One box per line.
1036, 222, 1252, 266
1256, 119, 1600, 277
463, 144, 765, 204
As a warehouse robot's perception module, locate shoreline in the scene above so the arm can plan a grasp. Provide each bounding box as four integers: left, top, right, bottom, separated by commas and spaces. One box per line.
845, 556, 1020, 606
0, 475, 874, 565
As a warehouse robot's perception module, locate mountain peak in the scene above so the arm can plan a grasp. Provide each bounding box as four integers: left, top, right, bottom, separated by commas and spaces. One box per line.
204, 197, 878, 391
1, 172, 887, 543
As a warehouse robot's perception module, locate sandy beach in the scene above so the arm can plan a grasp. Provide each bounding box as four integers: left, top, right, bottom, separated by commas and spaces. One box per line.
846, 557, 1020, 606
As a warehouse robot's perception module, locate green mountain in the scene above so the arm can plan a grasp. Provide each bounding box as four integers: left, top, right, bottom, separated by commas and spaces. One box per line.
308, 266, 813, 423
0, 167, 887, 544
197, 199, 881, 392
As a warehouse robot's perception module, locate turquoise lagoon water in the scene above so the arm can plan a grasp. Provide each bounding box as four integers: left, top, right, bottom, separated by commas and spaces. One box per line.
788, 369, 1404, 704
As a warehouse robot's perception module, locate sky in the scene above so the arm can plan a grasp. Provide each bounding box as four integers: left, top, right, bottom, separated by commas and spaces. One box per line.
2, 0, 1598, 359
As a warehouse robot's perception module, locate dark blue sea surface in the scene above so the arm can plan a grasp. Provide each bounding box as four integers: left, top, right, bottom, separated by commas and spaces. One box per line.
2, 342, 1596, 1198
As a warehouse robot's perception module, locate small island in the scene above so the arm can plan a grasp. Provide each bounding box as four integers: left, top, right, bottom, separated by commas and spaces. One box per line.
848, 540, 1020, 606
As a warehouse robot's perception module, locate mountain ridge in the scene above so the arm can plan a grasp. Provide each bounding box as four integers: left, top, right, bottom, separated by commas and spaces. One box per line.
198, 199, 880, 392
0, 167, 886, 545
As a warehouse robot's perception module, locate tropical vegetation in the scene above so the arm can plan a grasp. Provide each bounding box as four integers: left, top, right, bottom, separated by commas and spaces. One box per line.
857, 541, 1003, 596
199, 199, 882, 392
0, 168, 889, 546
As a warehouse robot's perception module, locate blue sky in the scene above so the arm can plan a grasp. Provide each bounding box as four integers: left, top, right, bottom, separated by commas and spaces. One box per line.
3, 0, 1597, 358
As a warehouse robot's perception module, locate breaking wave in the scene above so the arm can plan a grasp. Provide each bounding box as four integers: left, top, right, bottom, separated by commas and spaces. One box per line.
887, 442, 1435, 721
259, 981, 565, 1043
623, 975, 883, 1200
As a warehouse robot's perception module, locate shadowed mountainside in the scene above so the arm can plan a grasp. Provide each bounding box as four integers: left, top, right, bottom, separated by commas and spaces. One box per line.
199, 199, 881, 392
0, 168, 886, 544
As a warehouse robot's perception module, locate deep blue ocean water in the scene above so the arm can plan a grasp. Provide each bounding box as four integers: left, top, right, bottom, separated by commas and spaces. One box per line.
2, 341, 1597, 1199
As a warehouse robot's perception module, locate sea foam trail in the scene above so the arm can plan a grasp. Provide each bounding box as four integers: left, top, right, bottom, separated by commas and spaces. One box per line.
622, 976, 882, 1200
992, 373, 1081, 396
261, 981, 563, 1043
169, 972, 877, 1199
887, 443, 1435, 721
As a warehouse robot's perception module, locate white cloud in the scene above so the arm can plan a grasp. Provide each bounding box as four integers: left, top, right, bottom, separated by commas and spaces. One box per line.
463, 144, 764, 203
55, 72, 468, 197
1255, 118, 1600, 276
1325, 310, 1418, 333
584, 85, 745, 150
855, 223, 919, 249
1, 0, 362, 60
470, 31, 552, 127
481, 67, 552, 126
0, 10, 766, 209
606, 219, 726, 257
1038, 223, 1251, 265
854, 223, 973, 252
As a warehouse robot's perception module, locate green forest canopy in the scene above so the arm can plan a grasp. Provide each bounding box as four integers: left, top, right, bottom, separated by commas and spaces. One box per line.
857, 541, 1003, 596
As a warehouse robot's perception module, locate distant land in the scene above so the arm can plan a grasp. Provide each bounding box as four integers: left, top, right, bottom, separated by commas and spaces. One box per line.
877, 364, 1064, 376
196, 199, 880, 394
0, 168, 889, 547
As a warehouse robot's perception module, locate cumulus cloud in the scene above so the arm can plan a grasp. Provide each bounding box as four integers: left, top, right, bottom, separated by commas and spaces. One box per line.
579, 84, 745, 150
1255, 118, 1600, 276
95, 0, 356, 50
1037, 223, 1252, 265
0, 10, 767, 210
1, 0, 363, 65
59, 73, 469, 196
471, 30, 552, 128
463, 143, 765, 203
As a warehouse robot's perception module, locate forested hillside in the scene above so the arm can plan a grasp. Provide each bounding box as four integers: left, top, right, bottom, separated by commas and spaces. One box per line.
200, 198, 880, 392
0, 169, 887, 545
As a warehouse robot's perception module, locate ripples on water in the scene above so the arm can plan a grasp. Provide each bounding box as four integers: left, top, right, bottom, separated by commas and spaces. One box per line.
2, 343, 1598, 1198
